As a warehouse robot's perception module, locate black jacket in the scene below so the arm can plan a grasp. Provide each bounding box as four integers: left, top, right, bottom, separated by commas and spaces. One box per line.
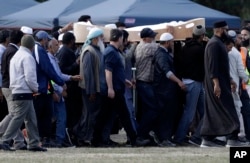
180, 39, 205, 82
57, 45, 79, 76
153, 46, 177, 94
1, 44, 18, 88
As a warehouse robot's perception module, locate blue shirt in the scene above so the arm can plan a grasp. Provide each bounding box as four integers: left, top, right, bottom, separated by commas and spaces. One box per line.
102, 45, 125, 94
48, 52, 70, 93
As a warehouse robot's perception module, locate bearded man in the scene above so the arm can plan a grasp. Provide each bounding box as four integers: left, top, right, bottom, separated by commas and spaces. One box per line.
74, 28, 105, 146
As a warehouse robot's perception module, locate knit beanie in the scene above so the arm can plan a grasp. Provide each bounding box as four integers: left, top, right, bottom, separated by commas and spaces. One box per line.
21, 35, 35, 49
193, 25, 206, 36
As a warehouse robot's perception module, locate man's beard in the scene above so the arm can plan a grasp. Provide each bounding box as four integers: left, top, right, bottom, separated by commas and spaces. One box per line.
241, 39, 250, 47
97, 38, 105, 54
221, 32, 228, 42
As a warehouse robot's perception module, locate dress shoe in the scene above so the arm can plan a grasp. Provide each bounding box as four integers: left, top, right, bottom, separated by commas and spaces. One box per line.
0, 144, 15, 151
135, 137, 151, 146
188, 137, 201, 146
16, 146, 27, 150
159, 140, 176, 147
28, 146, 47, 152
149, 131, 161, 145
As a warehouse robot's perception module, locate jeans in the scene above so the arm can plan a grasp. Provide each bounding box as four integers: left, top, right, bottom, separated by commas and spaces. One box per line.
136, 81, 160, 138
174, 81, 204, 143
53, 97, 67, 144
240, 89, 250, 140
124, 87, 137, 132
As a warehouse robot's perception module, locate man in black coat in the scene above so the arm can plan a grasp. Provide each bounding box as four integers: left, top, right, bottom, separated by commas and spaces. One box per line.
201, 21, 249, 147
152, 33, 185, 146
57, 32, 82, 139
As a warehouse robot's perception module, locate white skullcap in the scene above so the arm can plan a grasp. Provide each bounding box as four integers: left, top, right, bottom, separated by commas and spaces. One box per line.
58, 33, 64, 41
20, 26, 33, 35
228, 30, 236, 39
159, 33, 174, 41
105, 24, 117, 29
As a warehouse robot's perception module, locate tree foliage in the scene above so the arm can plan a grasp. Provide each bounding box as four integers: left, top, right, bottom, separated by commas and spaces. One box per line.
192, 0, 250, 21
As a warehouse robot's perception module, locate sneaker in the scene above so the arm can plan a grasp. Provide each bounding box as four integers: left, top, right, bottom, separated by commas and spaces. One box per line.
0, 144, 15, 151
76, 140, 91, 147
159, 140, 176, 147
200, 139, 224, 147
42, 138, 58, 148
238, 137, 249, 143
98, 139, 120, 147
226, 139, 250, 147
188, 137, 201, 146
213, 139, 226, 146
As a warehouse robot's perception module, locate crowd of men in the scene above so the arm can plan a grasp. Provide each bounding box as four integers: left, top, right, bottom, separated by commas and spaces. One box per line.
1, 15, 250, 152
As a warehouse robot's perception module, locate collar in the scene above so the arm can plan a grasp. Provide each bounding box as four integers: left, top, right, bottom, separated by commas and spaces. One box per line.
159, 45, 173, 57
9, 43, 19, 49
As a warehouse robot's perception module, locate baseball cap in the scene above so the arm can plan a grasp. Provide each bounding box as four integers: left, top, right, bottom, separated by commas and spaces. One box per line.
35, 30, 52, 40
193, 25, 206, 36
140, 28, 157, 38
159, 33, 174, 41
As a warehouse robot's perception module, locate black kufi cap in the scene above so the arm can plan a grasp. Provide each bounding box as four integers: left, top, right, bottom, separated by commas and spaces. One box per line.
213, 21, 227, 28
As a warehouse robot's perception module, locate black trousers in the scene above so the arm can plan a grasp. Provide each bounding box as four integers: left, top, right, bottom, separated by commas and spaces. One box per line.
33, 94, 53, 139
64, 82, 82, 130
73, 90, 102, 142
93, 91, 137, 145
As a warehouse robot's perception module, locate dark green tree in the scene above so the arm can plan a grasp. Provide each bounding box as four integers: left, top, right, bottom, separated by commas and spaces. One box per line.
192, 0, 250, 21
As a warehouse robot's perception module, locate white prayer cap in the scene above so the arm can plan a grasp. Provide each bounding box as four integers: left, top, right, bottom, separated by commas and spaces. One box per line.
228, 30, 237, 39
159, 33, 174, 41
20, 26, 33, 35
105, 24, 117, 29
58, 33, 64, 41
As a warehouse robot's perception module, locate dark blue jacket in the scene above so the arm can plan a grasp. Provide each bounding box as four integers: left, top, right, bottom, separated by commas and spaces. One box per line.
33, 43, 64, 94
153, 46, 177, 95
102, 45, 125, 95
